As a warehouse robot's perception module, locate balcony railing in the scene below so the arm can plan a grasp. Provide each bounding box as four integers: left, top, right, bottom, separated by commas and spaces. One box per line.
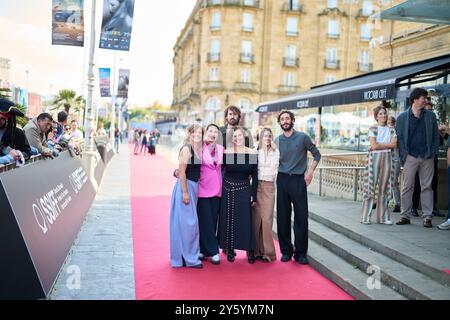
233, 82, 257, 92
203, 81, 224, 90
281, 2, 304, 13
242, 26, 254, 32
204, 0, 260, 8
210, 25, 221, 31
356, 8, 376, 18
327, 33, 340, 39
360, 35, 371, 41
286, 30, 299, 37
278, 85, 300, 94
283, 57, 299, 67
324, 59, 340, 69
358, 62, 373, 72
240, 53, 255, 64
207, 52, 221, 62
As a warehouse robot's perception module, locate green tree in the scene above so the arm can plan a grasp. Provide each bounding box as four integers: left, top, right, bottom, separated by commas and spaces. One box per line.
51, 89, 85, 115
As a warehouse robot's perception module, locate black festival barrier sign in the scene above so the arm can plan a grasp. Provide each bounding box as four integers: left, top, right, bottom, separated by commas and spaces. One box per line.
0, 151, 97, 299
94, 135, 115, 165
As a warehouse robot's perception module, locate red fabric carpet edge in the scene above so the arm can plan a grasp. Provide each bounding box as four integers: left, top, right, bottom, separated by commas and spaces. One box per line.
129, 144, 353, 300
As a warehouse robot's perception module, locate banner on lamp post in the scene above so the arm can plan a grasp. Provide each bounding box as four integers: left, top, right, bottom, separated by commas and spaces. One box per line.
99, 0, 135, 51
51, 0, 84, 47
99, 68, 111, 97
117, 69, 130, 98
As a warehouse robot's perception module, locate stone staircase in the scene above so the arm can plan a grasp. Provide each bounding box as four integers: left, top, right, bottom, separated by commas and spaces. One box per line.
275, 194, 450, 300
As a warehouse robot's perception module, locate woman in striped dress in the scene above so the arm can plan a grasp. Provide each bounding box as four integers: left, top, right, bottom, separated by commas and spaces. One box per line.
361, 105, 397, 225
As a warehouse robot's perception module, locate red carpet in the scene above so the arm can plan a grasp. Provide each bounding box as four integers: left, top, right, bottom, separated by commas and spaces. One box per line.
130, 144, 353, 300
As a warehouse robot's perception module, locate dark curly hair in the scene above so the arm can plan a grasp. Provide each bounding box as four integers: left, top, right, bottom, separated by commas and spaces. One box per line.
277, 110, 295, 123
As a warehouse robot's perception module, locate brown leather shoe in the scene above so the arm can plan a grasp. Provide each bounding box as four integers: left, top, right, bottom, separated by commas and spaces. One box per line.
423, 219, 433, 228
396, 218, 411, 225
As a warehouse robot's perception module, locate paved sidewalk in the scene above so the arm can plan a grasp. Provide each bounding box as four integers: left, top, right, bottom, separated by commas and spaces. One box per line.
50, 142, 135, 300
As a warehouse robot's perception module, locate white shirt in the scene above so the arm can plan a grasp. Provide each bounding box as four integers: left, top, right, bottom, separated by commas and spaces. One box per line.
368, 126, 392, 153
70, 129, 84, 143
258, 147, 280, 182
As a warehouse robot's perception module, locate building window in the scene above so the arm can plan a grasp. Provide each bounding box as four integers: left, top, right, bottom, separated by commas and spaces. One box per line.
289, 0, 301, 10
211, 0, 221, 5
362, 0, 373, 16
284, 44, 298, 67
211, 12, 221, 30
240, 40, 254, 63
244, 0, 255, 5
286, 17, 298, 36
208, 39, 220, 61
206, 97, 221, 110
240, 69, 251, 83
359, 50, 372, 71
238, 99, 252, 110
243, 13, 253, 32
327, 0, 338, 9
327, 47, 337, 62
209, 67, 219, 81
327, 20, 339, 38
360, 50, 369, 65
361, 24, 371, 41
325, 47, 339, 69
325, 75, 336, 83
284, 72, 295, 86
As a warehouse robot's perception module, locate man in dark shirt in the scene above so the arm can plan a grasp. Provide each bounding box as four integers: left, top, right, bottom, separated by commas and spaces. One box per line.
219, 105, 254, 149
411, 101, 447, 217
274, 110, 321, 264
395, 88, 440, 228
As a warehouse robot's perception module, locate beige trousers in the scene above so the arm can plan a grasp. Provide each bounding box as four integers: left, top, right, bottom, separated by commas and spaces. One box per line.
252, 180, 277, 261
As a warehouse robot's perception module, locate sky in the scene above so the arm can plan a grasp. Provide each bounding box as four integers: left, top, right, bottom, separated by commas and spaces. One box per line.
0, 0, 195, 106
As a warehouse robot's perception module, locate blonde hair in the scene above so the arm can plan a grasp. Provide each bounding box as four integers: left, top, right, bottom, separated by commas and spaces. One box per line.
183, 124, 204, 146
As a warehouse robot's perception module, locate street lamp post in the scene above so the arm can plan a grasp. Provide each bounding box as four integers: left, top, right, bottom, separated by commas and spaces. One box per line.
83, 0, 98, 190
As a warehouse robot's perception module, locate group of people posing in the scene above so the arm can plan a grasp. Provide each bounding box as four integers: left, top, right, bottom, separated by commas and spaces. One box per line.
169, 106, 321, 268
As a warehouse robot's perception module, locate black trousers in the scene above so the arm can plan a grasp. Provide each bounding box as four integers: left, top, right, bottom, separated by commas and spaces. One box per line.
276, 173, 308, 257
413, 157, 438, 210
197, 197, 221, 256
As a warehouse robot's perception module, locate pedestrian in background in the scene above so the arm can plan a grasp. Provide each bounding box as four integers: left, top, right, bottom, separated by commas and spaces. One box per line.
361, 106, 397, 225
396, 88, 440, 228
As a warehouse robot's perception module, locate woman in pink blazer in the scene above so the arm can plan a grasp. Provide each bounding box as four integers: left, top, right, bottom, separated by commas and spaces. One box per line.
197, 124, 224, 265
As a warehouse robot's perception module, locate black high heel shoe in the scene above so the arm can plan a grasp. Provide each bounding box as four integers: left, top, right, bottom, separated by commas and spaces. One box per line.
227, 253, 235, 262
247, 251, 255, 264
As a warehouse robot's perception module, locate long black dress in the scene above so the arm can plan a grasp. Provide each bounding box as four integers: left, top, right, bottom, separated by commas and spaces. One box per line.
218, 152, 258, 252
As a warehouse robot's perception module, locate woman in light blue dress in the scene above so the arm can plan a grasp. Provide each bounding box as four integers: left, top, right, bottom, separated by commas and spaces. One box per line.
170, 125, 204, 268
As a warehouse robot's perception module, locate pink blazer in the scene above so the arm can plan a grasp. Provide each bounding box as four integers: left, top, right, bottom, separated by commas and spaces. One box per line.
198, 143, 224, 198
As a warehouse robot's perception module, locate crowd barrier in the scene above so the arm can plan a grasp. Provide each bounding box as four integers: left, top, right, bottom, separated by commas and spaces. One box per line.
0, 136, 114, 299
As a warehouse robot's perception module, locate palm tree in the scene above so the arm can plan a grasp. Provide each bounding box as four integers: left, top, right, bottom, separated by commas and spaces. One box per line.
51, 89, 85, 115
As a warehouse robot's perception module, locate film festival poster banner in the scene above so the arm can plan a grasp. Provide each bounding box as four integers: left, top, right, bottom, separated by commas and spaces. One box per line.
99, 68, 111, 97
99, 0, 135, 51
51, 0, 84, 47
117, 69, 130, 98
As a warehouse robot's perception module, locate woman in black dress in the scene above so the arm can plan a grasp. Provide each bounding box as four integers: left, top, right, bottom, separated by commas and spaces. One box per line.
218, 126, 258, 263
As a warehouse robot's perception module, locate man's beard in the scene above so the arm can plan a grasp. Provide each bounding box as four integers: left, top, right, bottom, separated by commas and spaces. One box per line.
281, 122, 293, 132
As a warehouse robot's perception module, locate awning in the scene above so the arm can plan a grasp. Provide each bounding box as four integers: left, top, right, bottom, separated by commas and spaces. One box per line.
256, 54, 450, 113
376, 0, 450, 25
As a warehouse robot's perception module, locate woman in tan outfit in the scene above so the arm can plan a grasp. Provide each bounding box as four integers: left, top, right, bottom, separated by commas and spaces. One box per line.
253, 128, 280, 262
